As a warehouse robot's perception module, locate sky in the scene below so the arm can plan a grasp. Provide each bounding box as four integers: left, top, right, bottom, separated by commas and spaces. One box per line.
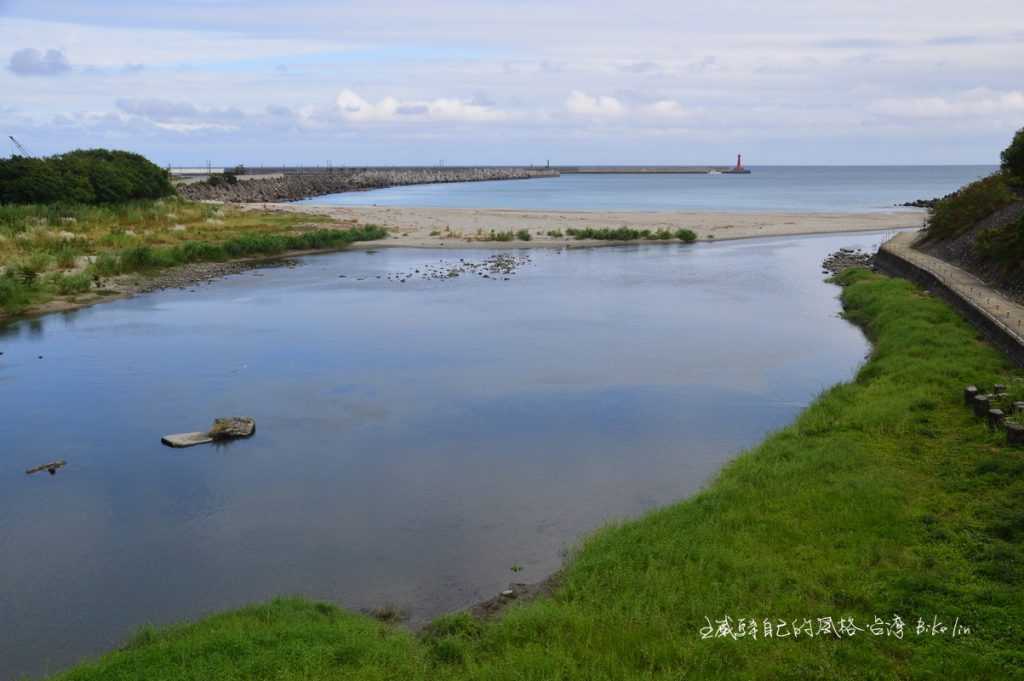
1, 0, 1022, 166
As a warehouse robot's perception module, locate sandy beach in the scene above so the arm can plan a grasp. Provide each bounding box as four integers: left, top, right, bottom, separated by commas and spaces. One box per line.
254, 203, 924, 248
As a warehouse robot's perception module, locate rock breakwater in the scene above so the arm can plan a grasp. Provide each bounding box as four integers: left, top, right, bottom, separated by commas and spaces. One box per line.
178, 168, 559, 203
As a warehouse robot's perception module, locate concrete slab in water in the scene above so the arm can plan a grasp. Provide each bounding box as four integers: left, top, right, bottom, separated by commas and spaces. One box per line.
161, 432, 214, 448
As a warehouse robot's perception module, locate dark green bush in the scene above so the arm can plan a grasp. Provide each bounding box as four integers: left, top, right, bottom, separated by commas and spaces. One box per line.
564, 227, 698, 242
925, 173, 1017, 241
1002, 127, 1024, 179
975, 213, 1024, 279
515, 229, 532, 241
0, 149, 174, 205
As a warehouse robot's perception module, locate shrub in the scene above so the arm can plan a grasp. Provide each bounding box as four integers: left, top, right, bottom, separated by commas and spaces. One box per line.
0, 149, 174, 205
925, 173, 1017, 241
119, 245, 176, 270
674, 228, 698, 243
53, 242, 80, 269
974, 213, 1024, 279
488, 230, 515, 242
1002, 127, 1024, 179
51, 271, 93, 295
515, 229, 532, 241
0, 272, 33, 311
564, 227, 698, 242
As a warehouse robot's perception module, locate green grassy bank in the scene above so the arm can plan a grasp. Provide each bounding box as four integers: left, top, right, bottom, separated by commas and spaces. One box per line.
0, 198, 386, 316
51, 269, 1024, 681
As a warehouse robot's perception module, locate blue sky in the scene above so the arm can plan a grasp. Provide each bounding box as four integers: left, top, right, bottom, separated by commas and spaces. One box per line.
1, 0, 1022, 165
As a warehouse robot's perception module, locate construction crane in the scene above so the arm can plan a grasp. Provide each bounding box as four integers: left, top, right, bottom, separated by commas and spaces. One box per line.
8, 135, 31, 157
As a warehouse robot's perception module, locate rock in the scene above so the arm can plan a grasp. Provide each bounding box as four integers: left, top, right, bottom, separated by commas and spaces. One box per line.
162, 417, 255, 447
178, 168, 560, 203
208, 417, 256, 439
161, 432, 214, 448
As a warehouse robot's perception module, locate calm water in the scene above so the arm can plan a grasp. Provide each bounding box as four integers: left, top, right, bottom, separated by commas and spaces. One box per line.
297, 165, 995, 212
1, 232, 884, 679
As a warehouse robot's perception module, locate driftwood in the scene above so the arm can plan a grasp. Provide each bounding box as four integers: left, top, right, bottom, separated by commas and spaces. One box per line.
162, 417, 255, 448
26, 460, 66, 475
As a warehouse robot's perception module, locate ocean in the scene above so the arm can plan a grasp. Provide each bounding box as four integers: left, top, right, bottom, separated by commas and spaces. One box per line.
296, 165, 996, 212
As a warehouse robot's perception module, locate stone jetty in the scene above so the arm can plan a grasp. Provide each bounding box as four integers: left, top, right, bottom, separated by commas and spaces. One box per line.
177, 167, 559, 203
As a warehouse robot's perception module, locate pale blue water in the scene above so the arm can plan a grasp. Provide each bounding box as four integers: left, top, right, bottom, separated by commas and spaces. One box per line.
0, 231, 884, 679
297, 166, 996, 212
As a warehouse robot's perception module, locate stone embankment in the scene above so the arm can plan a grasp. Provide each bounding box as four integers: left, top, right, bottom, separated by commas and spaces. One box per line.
177, 168, 559, 203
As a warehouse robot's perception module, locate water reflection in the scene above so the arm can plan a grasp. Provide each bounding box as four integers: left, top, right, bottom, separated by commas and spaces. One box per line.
0, 232, 883, 679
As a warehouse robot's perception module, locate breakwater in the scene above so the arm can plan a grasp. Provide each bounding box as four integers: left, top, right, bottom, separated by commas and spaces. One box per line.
176, 167, 559, 203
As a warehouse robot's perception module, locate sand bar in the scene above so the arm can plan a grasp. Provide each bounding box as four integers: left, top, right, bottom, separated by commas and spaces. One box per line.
255, 203, 925, 248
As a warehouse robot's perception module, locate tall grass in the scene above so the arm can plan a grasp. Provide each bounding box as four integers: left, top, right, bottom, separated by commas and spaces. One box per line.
566, 227, 697, 242
0, 224, 387, 313
49, 269, 1024, 680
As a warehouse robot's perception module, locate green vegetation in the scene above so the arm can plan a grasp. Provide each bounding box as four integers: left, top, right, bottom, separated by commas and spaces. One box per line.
1002, 126, 1024, 180
515, 229, 532, 241
565, 227, 697, 242
0, 197, 387, 315
975, 213, 1024, 280
0, 149, 174, 205
203, 172, 239, 188
546, 229, 564, 237
924, 172, 1017, 241
51, 269, 1024, 680
485, 229, 515, 242
925, 130, 1024, 243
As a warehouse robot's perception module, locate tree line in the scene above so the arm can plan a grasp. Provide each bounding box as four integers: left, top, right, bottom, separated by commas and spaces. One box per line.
0, 149, 175, 204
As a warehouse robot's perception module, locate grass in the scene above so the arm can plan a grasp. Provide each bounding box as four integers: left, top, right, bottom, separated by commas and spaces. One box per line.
923, 172, 1019, 241
975, 213, 1024, 281
565, 227, 697, 242
50, 268, 1024, 680
0, 198, 387, 315
485, 229, 516, 242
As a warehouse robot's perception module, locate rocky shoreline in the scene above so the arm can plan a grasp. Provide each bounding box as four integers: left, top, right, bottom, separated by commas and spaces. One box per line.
821, 247, 875, 276
177, 168, 559, 203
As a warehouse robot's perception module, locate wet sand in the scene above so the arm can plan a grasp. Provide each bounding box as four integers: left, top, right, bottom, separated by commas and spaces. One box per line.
255, 203, 924, 248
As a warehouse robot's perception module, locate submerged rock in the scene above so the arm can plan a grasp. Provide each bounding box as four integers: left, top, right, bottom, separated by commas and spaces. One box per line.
162, 417, 256, 448
209, 417, 256, 440
161, 432, 214, 448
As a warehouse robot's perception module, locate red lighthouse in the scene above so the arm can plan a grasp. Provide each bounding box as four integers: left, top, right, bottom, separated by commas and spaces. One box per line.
735, 154, 744, 171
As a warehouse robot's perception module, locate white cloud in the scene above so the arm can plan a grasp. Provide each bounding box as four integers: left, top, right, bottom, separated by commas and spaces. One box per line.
870, 88, 1024, 119
153, 121, 240, 133
335, 89, 508, 123
566, 91, 624, 117
644, 99, 690, 118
